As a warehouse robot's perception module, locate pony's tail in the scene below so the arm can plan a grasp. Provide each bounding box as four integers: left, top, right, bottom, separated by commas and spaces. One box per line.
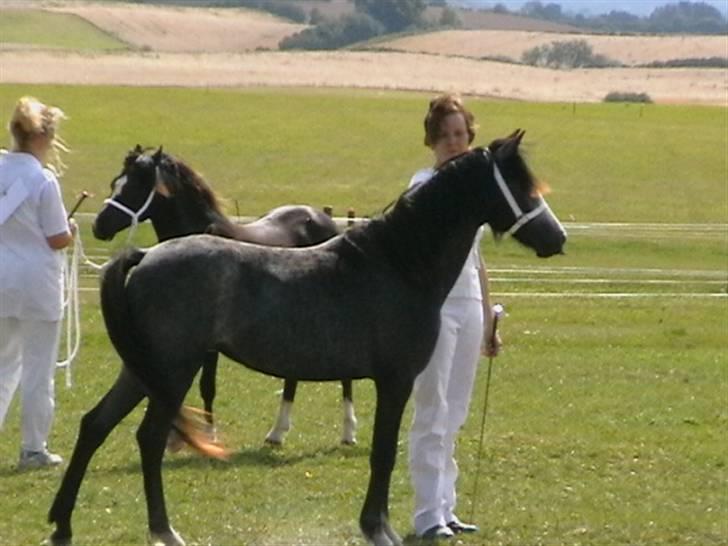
100, 247, 228, 460
174, 408, 228, 460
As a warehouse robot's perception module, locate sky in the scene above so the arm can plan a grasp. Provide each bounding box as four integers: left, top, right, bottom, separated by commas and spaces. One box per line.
453, 0, 728, 17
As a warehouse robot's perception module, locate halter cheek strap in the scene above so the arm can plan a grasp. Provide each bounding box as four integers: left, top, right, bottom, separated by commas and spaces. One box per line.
101, 166, 161, 242
485, 148, 550, 236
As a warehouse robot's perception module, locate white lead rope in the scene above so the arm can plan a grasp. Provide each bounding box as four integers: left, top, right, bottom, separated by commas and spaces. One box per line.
56, 230, 107, 387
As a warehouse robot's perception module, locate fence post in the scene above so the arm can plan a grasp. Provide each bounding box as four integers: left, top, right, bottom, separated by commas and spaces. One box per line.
347, 208, 356, 228
323, 205, 333, 217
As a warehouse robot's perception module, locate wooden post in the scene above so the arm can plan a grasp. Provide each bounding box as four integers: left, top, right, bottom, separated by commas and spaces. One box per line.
323, 206, 333, 217
347, 208, 355, 228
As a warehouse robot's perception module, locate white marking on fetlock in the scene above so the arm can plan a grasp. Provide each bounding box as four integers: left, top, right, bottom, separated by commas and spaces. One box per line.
341, 399, 358, 445
148, 526, 185, 546
383, 523, 402, 545
204, 422, 218, 444
369, 529, 394, 546
265, 400, 292, 445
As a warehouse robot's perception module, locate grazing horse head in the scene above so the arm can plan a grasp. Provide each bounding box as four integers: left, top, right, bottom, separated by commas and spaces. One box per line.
92, 146, 226, 242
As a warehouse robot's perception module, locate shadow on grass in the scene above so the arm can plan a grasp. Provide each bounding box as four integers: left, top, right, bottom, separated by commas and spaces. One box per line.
95, 442, 369, 475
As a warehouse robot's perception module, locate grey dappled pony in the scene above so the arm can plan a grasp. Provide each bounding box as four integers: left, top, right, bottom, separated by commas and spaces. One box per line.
50, 131, 566, 546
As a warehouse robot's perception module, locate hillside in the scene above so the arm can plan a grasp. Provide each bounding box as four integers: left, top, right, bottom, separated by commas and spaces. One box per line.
45, 2, 306, 53
0, 1, 724, 106
374, 30, 727, 66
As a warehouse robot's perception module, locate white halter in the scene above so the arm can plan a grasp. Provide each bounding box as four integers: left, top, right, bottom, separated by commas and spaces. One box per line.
102, 167, 160, 242
484, 148, 550, 236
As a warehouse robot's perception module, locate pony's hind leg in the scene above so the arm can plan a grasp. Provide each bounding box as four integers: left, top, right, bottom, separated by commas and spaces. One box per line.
198, 351, 218, 429
49, 368, 145, 546
264, 379, 297, 445
341, 379, 358, 445
168, 351, 219, 453
359, 377, 412, 546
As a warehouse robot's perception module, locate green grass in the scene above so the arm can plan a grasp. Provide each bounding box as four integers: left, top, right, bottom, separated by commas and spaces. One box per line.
0, 10, 128, 51
0, 85, 725, 223
0, 84, 725, 545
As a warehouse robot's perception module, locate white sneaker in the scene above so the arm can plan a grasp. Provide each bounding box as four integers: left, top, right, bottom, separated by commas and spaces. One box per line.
18, 449, 63, 469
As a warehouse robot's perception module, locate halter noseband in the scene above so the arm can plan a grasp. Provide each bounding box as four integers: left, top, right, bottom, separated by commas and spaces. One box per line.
484, 148, 550, 236
102, 166, 160, 242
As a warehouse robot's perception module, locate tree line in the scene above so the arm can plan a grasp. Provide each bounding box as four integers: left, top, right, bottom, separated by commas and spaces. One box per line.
514, 0, 726, 34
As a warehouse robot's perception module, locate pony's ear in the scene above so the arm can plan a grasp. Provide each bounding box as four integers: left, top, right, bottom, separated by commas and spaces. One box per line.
133, 144, 143, 153
152, 146, 164, 165
501, 129, 525, 157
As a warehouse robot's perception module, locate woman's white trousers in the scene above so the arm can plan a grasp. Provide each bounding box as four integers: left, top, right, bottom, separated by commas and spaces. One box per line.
409, 297, 483, 535
0, 317, 61, 451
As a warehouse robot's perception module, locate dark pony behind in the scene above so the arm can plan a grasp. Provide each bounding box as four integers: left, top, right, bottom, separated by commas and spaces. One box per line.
92, 146, 358, 446
51, 131, 566, 546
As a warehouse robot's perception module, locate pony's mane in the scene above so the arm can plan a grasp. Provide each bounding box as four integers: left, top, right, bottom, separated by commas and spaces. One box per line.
343, 149, 487, 293
169, 156, 227, 216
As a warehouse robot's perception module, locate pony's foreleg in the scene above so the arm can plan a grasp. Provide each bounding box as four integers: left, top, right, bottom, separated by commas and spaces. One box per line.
264, 379, 297, 445
49, 368, 145, 546
138, 400, 185, 546
341, 380, 358, 445
359, 377, 412, 546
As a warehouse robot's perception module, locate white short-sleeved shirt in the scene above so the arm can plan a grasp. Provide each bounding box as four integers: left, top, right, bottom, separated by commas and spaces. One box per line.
0, 152, 69, 321
409, 168, 484, 301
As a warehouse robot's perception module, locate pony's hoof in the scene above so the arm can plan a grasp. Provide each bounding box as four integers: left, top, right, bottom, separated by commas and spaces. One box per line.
46, 534, 72, 546
149, 527, 185, 546
369, 529, 397, 546
341, 436, 357, 446
264, 429, 285, 446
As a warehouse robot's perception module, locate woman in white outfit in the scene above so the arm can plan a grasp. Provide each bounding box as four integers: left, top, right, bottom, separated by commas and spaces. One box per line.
0, 96, 75, 469
408, 94, 502, 540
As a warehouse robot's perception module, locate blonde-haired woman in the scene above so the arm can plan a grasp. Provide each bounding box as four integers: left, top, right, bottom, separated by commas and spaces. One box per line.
408, 94, 501, 540
0, 96, 75, 469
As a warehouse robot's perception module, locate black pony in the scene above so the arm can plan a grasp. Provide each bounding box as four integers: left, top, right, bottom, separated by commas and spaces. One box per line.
49, 131, 566, 546
92, 147, 357, 445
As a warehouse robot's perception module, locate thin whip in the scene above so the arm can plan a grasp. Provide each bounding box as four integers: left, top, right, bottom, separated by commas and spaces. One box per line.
469, 303, 504, 523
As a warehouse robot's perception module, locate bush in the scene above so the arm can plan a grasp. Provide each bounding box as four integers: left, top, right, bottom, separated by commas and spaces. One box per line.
603, 91, 653, 103
439, 7, 461, 27
353, 0, 426, 33
236, 0, 307, 23
521, 39, 620, 69
280, 13, 384, 50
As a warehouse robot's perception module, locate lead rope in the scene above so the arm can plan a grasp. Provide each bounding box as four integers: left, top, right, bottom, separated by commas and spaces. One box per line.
56, 228, 110, 386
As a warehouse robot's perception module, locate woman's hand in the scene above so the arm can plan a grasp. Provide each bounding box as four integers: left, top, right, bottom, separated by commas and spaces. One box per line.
482, 329, 502, 357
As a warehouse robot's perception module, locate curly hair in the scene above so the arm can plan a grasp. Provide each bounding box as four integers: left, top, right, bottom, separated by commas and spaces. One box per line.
423, 94, 477, 148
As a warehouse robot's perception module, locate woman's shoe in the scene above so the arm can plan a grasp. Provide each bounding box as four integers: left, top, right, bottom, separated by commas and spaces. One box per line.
420, 524, 454, 541
446, 517, 479, 534
18, 448, 63, 469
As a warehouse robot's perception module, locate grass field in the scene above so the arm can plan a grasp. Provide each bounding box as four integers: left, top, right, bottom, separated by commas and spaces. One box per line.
0, 84, 725, 545
0, 10, 128, 51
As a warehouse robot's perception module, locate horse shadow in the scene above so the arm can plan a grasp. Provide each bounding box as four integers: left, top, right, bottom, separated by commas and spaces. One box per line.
96, 443, 369, 476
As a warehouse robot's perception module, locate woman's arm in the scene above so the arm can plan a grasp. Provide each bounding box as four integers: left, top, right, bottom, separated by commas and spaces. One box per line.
46, 219, 76, 250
